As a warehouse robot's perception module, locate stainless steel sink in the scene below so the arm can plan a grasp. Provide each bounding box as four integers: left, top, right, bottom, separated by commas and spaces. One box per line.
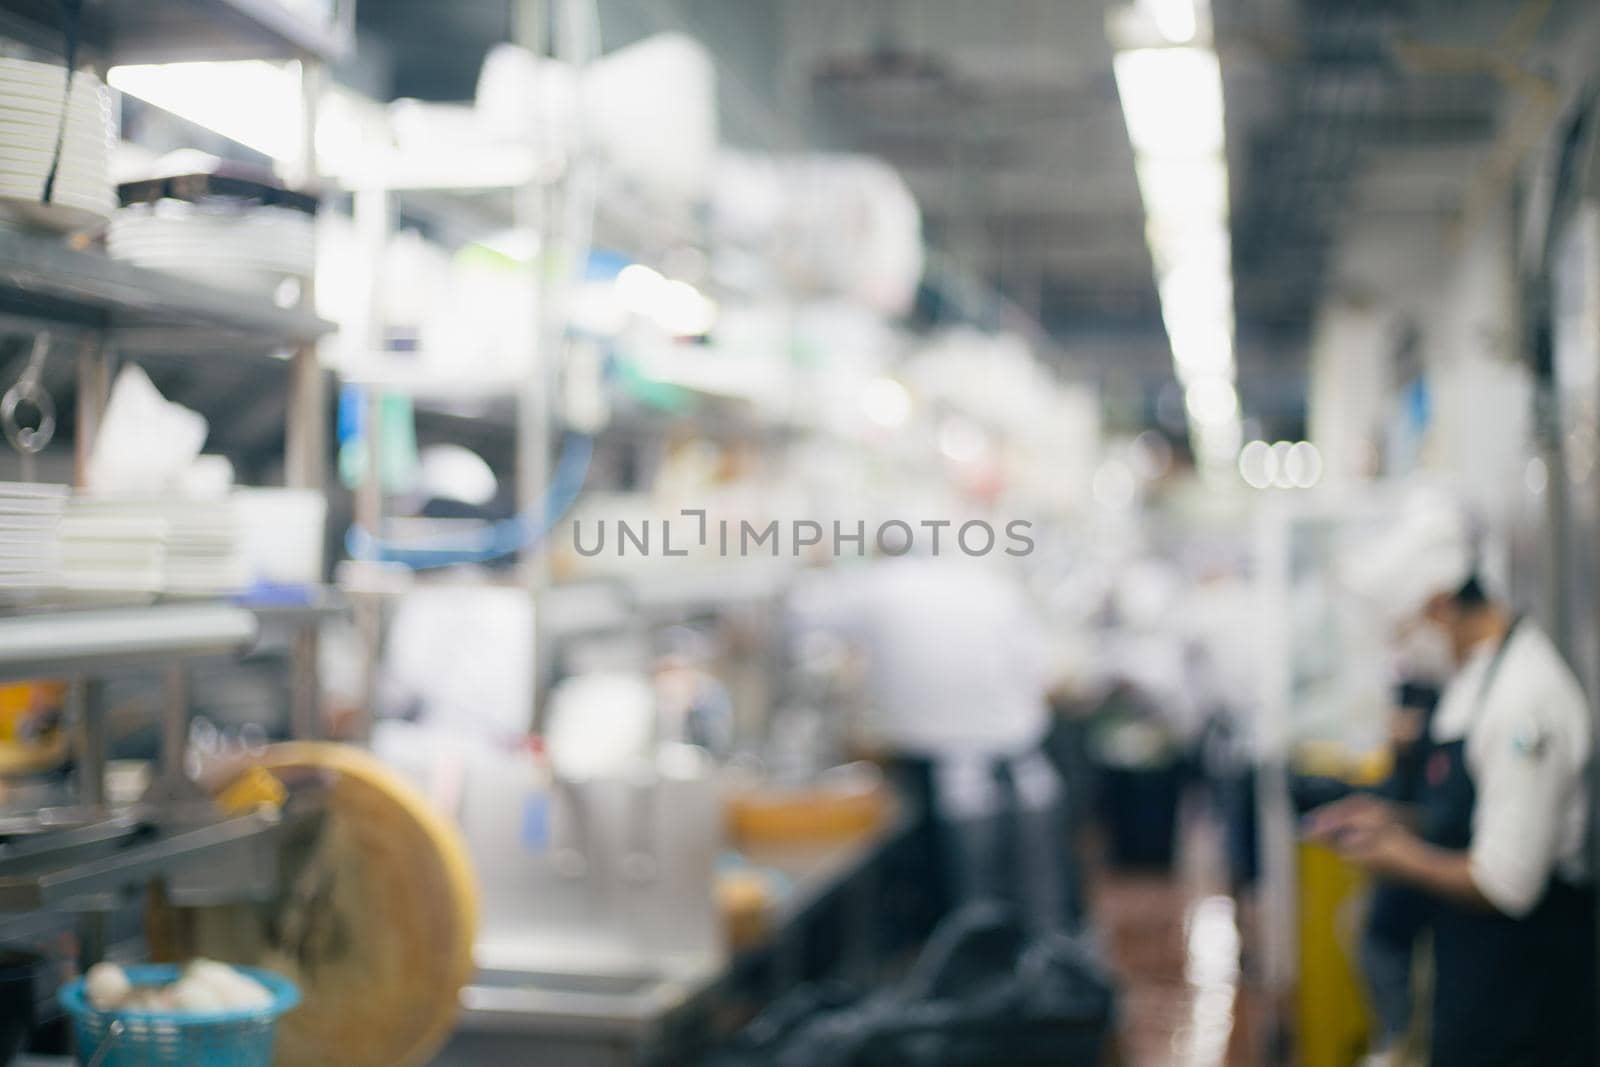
472, 967, 663, 998
456, 961, 715, 1039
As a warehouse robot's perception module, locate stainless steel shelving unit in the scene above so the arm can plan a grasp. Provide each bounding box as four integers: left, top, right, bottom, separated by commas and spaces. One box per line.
0, 229, 334, 346
0, 0, 346, 932
0, 602, 258, 682
0, 806, 295, 912
0, 0, 351, 66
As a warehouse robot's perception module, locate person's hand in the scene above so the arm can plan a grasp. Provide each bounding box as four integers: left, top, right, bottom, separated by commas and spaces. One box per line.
1302, 793, 1396, 845
1389, 707, 1424, 747
1332, 818, 1417, 876
1304, 794, 1422, 878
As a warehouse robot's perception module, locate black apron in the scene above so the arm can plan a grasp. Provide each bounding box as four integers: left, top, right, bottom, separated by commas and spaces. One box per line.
1420, 619, 1598, 1067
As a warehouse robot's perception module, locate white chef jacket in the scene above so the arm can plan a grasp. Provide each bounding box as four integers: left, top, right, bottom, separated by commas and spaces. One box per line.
791, 556, 1052, 759
1429, 620, 1591, 918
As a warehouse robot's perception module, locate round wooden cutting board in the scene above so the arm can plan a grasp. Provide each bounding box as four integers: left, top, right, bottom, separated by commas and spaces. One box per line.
147, 742, 479, 1067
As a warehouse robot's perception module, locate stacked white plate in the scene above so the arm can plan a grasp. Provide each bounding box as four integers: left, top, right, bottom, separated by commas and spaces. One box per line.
0, 482, 67, 606
0, 57, 117, 232
159, 496, 247, 595
58, 500, 167, 602
107, 205, 316, 298
65, 494, 245, 597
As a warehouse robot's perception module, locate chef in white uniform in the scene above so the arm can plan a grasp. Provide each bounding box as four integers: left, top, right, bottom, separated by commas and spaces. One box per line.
1309, 499, 1595, 1066
790, 548, 1068, 932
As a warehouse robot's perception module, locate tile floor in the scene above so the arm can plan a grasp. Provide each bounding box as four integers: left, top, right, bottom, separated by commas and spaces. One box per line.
1088, 805, 1270, 1067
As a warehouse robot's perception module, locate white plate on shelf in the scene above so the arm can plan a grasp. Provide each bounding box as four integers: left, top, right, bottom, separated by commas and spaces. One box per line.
0, 481, 70, 498
0, 124, 106, 144
0, 193, 113, 216
0, 173, 113, 196
0, 97, 110, 126
0, 73, 103, 101
0, 89, 108, 112
0, 126, 110, 152
0, 198, 113, 233
0, 167, 110, 191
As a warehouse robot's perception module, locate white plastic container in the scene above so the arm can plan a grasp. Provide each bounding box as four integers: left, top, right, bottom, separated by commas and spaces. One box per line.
233, 487, 327, 586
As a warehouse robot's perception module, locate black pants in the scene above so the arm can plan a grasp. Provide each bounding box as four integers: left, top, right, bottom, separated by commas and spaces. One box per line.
886, 754, 1078, 936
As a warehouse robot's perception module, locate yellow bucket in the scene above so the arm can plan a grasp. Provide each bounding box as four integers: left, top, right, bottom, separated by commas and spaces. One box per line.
0, 681, 69, 776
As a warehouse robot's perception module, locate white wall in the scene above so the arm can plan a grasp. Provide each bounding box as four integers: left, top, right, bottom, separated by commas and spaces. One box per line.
1421, 204, 1532, 526
1307, 215, 1445, 483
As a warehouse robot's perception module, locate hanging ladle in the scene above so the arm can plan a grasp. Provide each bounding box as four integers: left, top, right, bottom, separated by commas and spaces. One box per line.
1, 333, 56, 482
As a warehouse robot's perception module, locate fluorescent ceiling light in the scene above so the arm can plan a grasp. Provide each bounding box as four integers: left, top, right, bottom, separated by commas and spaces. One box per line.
1141, 0, 1199, 44
109, 61, 303, 161
1149, 220, 1231, 281
1184, 376, 1238, 426
1170, 326, 1235, 380
1114, 27, 1237, 466
1112, 48, 1224, 158
1135, 156, 1229, 222
1159, 264, 1232, 322
1195, 419, 1242, 462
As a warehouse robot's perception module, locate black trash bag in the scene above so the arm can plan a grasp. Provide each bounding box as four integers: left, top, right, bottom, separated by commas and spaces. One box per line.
897, 900, 1029, 1005
707, 980, 866, 1067
712, 901, 1116, 1067
1016, 930, 1117, 1022
847, 903, 1115, 1066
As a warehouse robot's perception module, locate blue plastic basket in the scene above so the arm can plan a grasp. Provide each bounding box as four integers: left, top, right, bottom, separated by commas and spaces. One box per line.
59, 964, 300, 1067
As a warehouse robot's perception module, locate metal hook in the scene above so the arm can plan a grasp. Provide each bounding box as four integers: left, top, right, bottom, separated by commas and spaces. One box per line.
2, 334, 56, 474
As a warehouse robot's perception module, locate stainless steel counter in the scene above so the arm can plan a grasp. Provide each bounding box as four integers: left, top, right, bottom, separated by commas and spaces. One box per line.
427, 811, 914, 1067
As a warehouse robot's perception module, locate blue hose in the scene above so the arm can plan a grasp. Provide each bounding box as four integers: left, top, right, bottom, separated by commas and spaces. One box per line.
345, 432, 594, 569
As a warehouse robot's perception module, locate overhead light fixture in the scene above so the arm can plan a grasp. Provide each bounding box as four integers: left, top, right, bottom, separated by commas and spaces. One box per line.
1135, 157, 1229, 223
1193, 420, 1242, 465
1111, 48, 1224, 158
1170, 326, 1234, 381
1112, 11, 1238, 475
1141, 0, 1200, 44
108, 60, 304, 161
1184, 376, 1238, 426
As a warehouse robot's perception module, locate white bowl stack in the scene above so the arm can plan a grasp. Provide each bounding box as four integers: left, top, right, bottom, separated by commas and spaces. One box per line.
0, 58, 117, 232
158, 496, 247, 596
58, 499, 167, 603
0, 482, 67, 607
107, 204, 316, 298
64, 494, 246, 599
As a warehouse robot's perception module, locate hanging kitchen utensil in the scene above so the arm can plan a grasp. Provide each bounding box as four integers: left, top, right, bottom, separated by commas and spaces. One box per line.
1, 333, 55, 483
